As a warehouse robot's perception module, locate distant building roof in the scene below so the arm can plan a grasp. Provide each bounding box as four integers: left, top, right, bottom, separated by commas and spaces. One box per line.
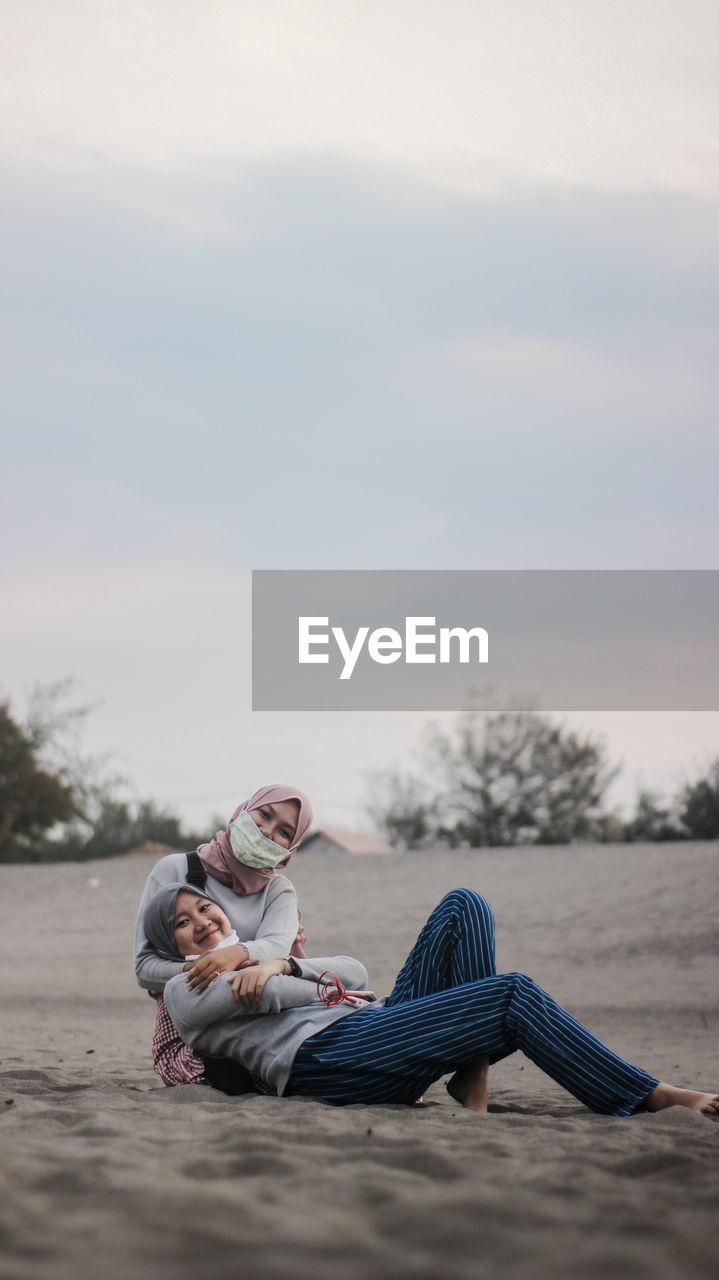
129, 840, 176, 857
301, 827, 395, 855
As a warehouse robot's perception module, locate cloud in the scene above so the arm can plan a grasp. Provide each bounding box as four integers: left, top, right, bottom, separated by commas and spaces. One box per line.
2, 159, 718, 572
432, 328, 719, 439
2, 1, 719, 195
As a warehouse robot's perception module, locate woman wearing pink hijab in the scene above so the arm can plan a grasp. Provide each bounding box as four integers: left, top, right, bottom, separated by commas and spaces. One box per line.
133, 784, 313, 1092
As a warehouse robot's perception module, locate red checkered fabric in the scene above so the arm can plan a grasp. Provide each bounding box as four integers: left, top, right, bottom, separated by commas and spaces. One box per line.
151, 994, 206, 1086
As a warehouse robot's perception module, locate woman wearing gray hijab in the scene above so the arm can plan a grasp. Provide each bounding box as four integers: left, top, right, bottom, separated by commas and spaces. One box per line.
142, 881, 372, 1092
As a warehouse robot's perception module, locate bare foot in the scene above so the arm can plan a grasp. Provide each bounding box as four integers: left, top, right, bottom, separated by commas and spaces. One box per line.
645, 1083, 719, 1116
446, 1057, 489, 1113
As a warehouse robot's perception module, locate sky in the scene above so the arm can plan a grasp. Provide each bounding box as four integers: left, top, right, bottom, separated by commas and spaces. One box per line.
2, 0, 719, 834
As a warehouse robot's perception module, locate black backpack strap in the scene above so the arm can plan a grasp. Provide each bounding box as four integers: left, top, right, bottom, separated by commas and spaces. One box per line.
185, 851, 207, 891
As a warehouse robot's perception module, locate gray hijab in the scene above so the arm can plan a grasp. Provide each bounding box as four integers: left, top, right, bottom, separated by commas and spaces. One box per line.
143, 883, 212, 960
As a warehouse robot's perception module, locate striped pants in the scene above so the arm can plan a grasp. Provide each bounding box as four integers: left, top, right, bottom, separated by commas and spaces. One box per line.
286, 889, 658, 1114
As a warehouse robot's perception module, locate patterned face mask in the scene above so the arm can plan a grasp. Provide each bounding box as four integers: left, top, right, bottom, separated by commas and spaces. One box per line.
228, 809, 290, 870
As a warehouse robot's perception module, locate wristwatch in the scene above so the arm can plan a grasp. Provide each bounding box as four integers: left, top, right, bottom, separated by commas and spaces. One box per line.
285, 956, 302, 977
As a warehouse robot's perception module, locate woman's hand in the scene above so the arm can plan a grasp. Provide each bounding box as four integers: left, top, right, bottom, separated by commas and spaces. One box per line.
228, 958, 287, 1011
183, 943, 251, 993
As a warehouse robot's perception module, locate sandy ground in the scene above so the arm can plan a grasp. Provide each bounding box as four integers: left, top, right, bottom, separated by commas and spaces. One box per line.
0, 842, 717, 1280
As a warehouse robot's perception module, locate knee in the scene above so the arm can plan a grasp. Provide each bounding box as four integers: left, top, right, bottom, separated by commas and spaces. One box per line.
499, 972, 540, 1038
441, 887, 495, 925
503, 971, 540, 1001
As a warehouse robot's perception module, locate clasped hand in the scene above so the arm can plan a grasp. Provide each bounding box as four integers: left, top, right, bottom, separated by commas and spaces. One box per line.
227, 958, 288, 1011
183, 943, 251, 993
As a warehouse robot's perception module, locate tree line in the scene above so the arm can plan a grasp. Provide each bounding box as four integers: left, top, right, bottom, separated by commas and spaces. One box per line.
365, 709, 719, 849
2, 687, 719, 862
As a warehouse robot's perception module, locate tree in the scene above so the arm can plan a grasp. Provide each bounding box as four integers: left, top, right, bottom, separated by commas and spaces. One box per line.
364, 770, 437, 850
624, 789, 684, 843
0, 683, 204, 862
368, 710, 619, 849
57, 794, 195, 861
0, 702, 78, 860
679, 759, 719, 840
437, 711, 619, 847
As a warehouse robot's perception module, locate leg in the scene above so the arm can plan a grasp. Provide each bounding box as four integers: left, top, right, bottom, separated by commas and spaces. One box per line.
386, 888, 497, 1005
645, 1083, 719, 1116
286, 972, 658, 1115
446, 1056, 490, 1112
384, 888, 498, 1108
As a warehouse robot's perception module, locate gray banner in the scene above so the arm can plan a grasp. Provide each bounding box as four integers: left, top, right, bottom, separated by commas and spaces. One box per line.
252, 570, 719, 711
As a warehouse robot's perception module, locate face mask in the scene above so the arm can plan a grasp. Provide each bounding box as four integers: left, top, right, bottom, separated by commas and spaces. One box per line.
229, 809, 290, 870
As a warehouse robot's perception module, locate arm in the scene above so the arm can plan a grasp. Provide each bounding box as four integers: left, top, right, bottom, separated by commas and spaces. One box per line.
164, 954, 370, 1044
229, 954, 371, 1011
164, 970, 320, 1044
293, 956, 369, 989
240, 875, 302, 962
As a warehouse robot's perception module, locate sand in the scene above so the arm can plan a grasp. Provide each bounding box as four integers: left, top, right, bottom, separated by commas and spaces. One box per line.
0, 841, 717, 1280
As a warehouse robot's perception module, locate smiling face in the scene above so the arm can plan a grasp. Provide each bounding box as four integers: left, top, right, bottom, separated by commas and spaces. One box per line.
247, 797, 300, 849
172, 890, 232, 957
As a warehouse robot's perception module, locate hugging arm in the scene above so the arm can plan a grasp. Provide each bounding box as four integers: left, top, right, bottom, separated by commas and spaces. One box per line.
164, 955, 369, 1047
241, 875, 302, 962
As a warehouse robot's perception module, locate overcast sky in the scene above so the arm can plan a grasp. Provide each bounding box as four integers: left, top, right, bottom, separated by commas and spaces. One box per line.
3, 1, 719, 832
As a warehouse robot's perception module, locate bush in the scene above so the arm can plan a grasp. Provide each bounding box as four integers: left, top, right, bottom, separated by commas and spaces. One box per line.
679, 760, 719, 840
623, 789, 685, 843
0, 702, 78, 861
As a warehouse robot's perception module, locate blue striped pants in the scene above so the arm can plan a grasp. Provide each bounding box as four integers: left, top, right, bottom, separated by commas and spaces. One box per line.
286, 889, 659, 1114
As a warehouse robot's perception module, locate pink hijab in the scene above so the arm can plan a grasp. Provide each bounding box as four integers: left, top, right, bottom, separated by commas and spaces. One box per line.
197, 784, 313, 955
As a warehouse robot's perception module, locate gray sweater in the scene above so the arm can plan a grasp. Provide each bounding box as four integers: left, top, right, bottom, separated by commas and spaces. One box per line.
134, 853, 301, 993
164, 955, 375, 1097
